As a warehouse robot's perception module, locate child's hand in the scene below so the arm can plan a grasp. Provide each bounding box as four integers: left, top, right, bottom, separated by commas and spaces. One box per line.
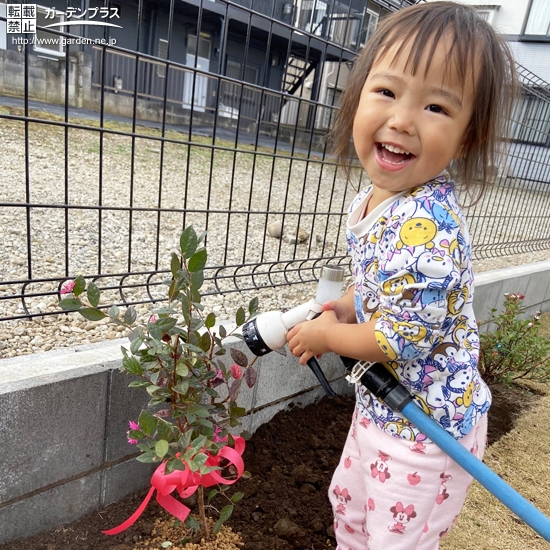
322, 299, 354, 324
286, 310, 338, 365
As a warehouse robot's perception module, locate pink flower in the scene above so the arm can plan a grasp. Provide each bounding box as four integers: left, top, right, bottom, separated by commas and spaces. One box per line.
149, 315, 157, 323
212, 425, 225, 443
60, 280, 75, 295
230, 363, 242, 379
126, 420, 140, 445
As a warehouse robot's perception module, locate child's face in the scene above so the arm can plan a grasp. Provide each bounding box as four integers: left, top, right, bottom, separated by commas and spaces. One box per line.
353, 36, 475, 195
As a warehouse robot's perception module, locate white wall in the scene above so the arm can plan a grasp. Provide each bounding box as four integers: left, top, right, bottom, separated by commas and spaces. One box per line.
423, 0, 530, 35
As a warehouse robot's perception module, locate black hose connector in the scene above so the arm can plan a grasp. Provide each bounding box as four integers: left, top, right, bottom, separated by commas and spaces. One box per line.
340, 357, 412, 412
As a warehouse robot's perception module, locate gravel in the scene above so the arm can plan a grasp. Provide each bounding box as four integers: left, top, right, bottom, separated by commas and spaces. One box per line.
1, 108, 549, 360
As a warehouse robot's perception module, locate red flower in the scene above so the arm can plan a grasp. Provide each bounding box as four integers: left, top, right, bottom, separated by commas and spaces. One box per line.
230, 363, 242, 379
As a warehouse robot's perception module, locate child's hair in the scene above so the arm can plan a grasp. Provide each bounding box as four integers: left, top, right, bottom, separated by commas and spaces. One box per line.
330, 1, 518, 202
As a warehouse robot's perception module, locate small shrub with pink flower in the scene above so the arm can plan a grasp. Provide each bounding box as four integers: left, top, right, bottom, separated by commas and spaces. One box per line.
59, 226, 258, 542
478, 292, 550, 386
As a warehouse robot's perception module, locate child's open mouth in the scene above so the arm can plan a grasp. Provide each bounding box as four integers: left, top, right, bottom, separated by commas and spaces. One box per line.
376, 143, 415, 165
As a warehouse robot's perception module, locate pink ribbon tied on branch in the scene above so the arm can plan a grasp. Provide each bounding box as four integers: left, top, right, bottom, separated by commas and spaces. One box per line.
102, 436, 246, 535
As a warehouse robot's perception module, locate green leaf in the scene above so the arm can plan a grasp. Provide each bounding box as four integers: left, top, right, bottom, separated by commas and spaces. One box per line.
146, 384, 161, 396
231, 406, 246, 418
231, 492, 244, 503
124, 306, 137, 325
199, 332, 212, 353
173, 381, 189, 395
170, 252, 181, 279
193, 453, 209, 467
155, 317, 178, 332
180, 227, 198, 258
87, 282, 100, 308
190, 435, 207, 451
189, 405, 211, 418
128, 429, 143, 440
197, 230, 207, 244
168, 279, 178, 302
235, 307, 246, 327
213, 505, 234, 534
156, 418, 174, 442
190, 269, 204, 291
139, 410, 158, 436
129, 336, 143, 355
79, 307, 106, 322
205, 312, 216, 329
72, 275, 86, 297
248, 297, 259, 316
148, 323, 163, 341
123, 356, 143, 376
59, 298, 82, 311
207, 488, 219, 503
136, 451, 157, 463
153, 307, 179, 315
128, 380, 149, 388
185, 515, 200, 530
188, 248, 207, 272
108, 304, 120, 318
219, 324, 227, 339
175, 362, 189, 377
155, 439, 169, 459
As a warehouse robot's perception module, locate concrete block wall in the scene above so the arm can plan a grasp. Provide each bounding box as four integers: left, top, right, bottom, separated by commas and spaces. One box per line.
1, 260, 549, 544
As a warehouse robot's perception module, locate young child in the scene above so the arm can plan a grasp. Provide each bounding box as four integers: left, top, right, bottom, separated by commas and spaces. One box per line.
286, 2, 517, 548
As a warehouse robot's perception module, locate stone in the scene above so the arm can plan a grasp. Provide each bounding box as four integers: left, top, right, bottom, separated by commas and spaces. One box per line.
267, 221, 282, 239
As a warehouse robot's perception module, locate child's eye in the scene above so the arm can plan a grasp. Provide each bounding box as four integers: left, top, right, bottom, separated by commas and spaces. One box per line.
377, 89, 395, 98
427, 104, 447, 115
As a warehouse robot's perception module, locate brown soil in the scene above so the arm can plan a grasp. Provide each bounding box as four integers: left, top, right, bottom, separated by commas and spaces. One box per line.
0, 384, 541, 550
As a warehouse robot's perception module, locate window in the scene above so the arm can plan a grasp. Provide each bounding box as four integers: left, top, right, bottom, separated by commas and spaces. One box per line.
297, 0, 327, 35
34, 5, 65, 56
327, 6, 378, 49
156, 38, 168, 78
355, 8, 379, 47
322, 86, 342, 128
511, 89, 550, 145
524, 0, 550, 37
476, 8, 497, 26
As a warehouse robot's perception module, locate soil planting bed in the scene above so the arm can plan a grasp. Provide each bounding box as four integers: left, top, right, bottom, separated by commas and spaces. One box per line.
0, 385, 539, 550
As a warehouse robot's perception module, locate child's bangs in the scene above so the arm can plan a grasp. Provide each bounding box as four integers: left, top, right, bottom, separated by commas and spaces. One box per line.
376, 16, 478, 91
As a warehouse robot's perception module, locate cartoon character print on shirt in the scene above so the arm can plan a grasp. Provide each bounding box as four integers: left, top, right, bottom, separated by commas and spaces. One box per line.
388, 502, 417, 534
454, 385, 477, 436
384, 418, 415, 441
371, 450, 392, 482
448, 287, 469, 316
347, 176, 491, 441
333, 485, 352, 515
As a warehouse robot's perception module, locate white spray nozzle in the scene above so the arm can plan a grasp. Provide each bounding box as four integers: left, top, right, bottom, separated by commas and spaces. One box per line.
315, 265, 345, 305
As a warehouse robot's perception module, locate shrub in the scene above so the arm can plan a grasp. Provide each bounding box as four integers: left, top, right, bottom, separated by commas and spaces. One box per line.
478, 293, 550, 386
59, 226, 258, 541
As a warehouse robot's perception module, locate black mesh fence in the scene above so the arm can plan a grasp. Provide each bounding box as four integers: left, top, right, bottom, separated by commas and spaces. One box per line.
0, 0, 549, 321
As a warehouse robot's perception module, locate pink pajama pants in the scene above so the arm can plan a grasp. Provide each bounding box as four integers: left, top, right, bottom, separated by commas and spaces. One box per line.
328, 408, 488, 550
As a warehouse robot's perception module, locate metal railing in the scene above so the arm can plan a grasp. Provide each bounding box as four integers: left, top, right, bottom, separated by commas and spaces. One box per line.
0, 0, 549, 322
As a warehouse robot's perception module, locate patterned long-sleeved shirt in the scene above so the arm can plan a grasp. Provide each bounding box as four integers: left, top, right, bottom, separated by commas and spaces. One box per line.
347, 172, 491, 441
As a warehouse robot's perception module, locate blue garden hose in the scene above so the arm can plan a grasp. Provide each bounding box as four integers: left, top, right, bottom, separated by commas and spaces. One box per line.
341, 359, 550, 542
